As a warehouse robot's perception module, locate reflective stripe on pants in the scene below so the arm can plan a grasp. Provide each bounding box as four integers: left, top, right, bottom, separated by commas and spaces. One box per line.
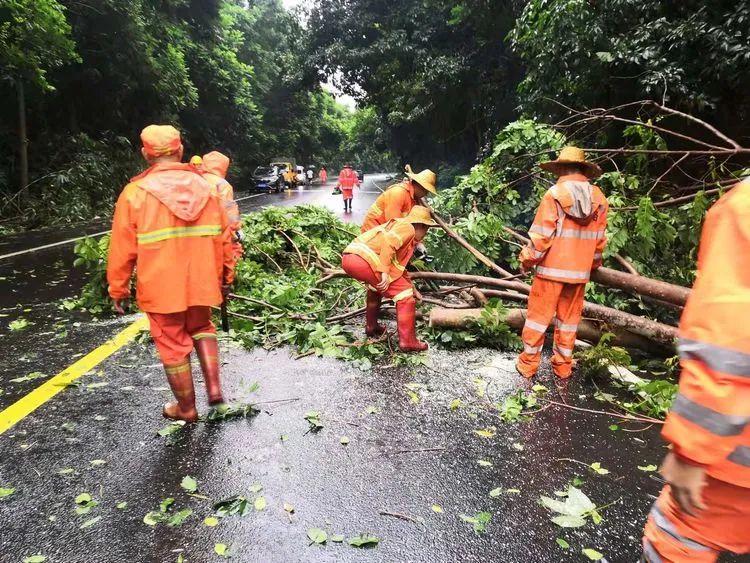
643, 477, 750, 562
516, 277, 585, 378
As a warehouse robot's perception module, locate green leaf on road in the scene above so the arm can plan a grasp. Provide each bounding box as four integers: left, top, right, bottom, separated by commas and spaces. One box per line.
160, 498, 175, 512
9, 318, 30, 331
0, 487, 15, 498
638, 464, 658, 472
331, 534, 345, 543
214, 495, 251, 518
477, 459, 493, 467
157, 421, 186, 437
214, 543, 230, 558
249, 483, 262, 493
307, 528, 328, 544
340, 436, 350, 445
551, 515, 587, 528
254, 496, 266, 511
23, 556, 46, 563
168, 509, 192, 527
180, 476, 198, 493
459, 512, 491, 534
143, 512, 161, 526
283, 503, 295, 514
116, 502, 128, 510
583, 548, 604, 560
204, 516, 219, 527
589, 462, 610, 475
80, 516, 101, 529
473, 427, 496, 438
556, 538, 569, 549
75, 493, 92, 505
431, 504, 443, 513
347, 534, 379, 547
90, 459, 106, 467
489, 488, 503, 498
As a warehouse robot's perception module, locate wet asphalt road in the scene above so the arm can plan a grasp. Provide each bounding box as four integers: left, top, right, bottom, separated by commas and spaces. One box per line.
1, 177, 747, 563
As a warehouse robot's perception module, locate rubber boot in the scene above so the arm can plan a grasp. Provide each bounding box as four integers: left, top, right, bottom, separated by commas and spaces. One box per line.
365, 290, 386, 337
163, 361, 198, 422
194, 337, 225, 405
396, 299, 428, 352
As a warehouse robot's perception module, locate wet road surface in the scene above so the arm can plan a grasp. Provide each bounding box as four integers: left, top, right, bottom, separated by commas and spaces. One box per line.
1, 176, 747, 562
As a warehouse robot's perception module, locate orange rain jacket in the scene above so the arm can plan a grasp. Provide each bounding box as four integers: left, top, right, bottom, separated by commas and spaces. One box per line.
338, 167, 359, 189
343, 218, 416, 283
519, 174, 608, 283
662, 179, 750, 488
107, 162, 236, 314
361, 181, 415, 232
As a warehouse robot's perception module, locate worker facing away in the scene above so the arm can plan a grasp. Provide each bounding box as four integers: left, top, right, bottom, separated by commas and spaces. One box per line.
202, 151, 242, 260
516, 146, 608, 379
337, 164, 360, 212
641, 178, 750, 562
361, 165, 437, 232
106, 125, 236, 422
342, 206, 437, 352
319, 167, 328, 184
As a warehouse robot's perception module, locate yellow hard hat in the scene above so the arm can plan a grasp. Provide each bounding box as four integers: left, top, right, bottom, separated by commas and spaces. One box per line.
404, 205, 438, 226
539, 146, 602, 178
189, 155, 203, 166
405, 165, 437, 194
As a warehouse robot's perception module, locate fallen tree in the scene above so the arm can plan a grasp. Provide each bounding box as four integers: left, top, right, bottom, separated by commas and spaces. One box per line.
428, 307, 665, 353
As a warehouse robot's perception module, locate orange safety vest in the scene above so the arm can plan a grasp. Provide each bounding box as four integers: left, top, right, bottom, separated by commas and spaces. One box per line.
106, 162, 236, 314
343, 219, 416, 283
519, 175, 608, 283
662, 179, 750, 487
361, 181, 415, 232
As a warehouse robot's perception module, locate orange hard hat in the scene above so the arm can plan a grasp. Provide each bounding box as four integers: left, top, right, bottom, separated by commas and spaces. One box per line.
141, 125, 182, 158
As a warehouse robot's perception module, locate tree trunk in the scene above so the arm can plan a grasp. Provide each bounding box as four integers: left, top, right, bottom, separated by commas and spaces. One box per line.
428, 307, 669, 353
410, 271, 530, 294
589, 267, 690, 306
17, 79, 29, 194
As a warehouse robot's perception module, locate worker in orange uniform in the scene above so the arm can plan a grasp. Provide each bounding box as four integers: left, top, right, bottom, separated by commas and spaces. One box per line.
342, 206, 437, 352
202, 151, 242, 260
319, 167, 328, 184
361, 165, 437, 232
641, 178, 750, 562
337, 164, 360, 212
516, 146, 608, 379
107, 125, 236, 422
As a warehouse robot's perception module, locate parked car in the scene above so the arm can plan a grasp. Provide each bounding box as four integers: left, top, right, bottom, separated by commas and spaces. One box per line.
252, 166, 284, 193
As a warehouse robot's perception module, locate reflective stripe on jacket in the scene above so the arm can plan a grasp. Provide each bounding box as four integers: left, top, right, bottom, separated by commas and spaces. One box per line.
361, 182, 415, 232
106, 163, 236, 314
338, 168, 359, 188
519, 175, 608, 284
343, 219, 416, 282
662, 179, 750, 487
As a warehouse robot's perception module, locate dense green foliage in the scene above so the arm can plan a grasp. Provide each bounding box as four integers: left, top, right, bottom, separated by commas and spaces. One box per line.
0, 0, 393, 229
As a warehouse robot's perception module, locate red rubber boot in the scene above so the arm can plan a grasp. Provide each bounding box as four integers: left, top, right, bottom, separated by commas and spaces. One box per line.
194, 337, 225, 405
396, 299, 428, 352
163, 361, 199, 422
365, 290, 386, 337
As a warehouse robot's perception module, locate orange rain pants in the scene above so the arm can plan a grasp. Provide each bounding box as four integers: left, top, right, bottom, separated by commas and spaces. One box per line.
516, 276, 585, 378
341, 254, 414, 304
643, 477, 750, 562
146, 306, 216, 364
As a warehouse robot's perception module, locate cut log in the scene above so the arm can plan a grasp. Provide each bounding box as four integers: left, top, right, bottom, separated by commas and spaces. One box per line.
409, 271, 531, 294
428, 307, 669, 353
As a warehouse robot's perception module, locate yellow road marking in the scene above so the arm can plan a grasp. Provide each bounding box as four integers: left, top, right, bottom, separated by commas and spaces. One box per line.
0, 316, 148, 435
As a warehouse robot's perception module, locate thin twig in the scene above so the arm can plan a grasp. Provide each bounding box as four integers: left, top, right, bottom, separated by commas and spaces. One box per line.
390, 447, 446, 454
379, 510, 423, 524
539, 399, 664, 424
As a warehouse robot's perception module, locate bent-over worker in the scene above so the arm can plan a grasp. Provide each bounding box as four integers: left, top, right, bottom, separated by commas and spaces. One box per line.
361, 165, 436, 232
516, 146, 608, 379
342, 206, 437, 352
107, 125, 236, 422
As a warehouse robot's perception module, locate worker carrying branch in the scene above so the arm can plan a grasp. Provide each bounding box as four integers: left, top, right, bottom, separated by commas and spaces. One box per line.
342, 206, 437, 352
106, 125, 236, 422
516, 146, 608, 379
641, 178, 750, 562
361, 165, 437, 232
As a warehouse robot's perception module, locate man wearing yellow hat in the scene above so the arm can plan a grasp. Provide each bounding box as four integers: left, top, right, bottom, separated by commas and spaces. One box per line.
342, 206, 437, 351
107, 125, 237, 421
516, 146, 608, 379
361, 165, 437, 232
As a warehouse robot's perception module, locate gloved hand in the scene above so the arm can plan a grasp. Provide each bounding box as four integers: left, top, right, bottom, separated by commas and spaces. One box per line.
375, 272, 389, 292
221, 283, 232, 298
